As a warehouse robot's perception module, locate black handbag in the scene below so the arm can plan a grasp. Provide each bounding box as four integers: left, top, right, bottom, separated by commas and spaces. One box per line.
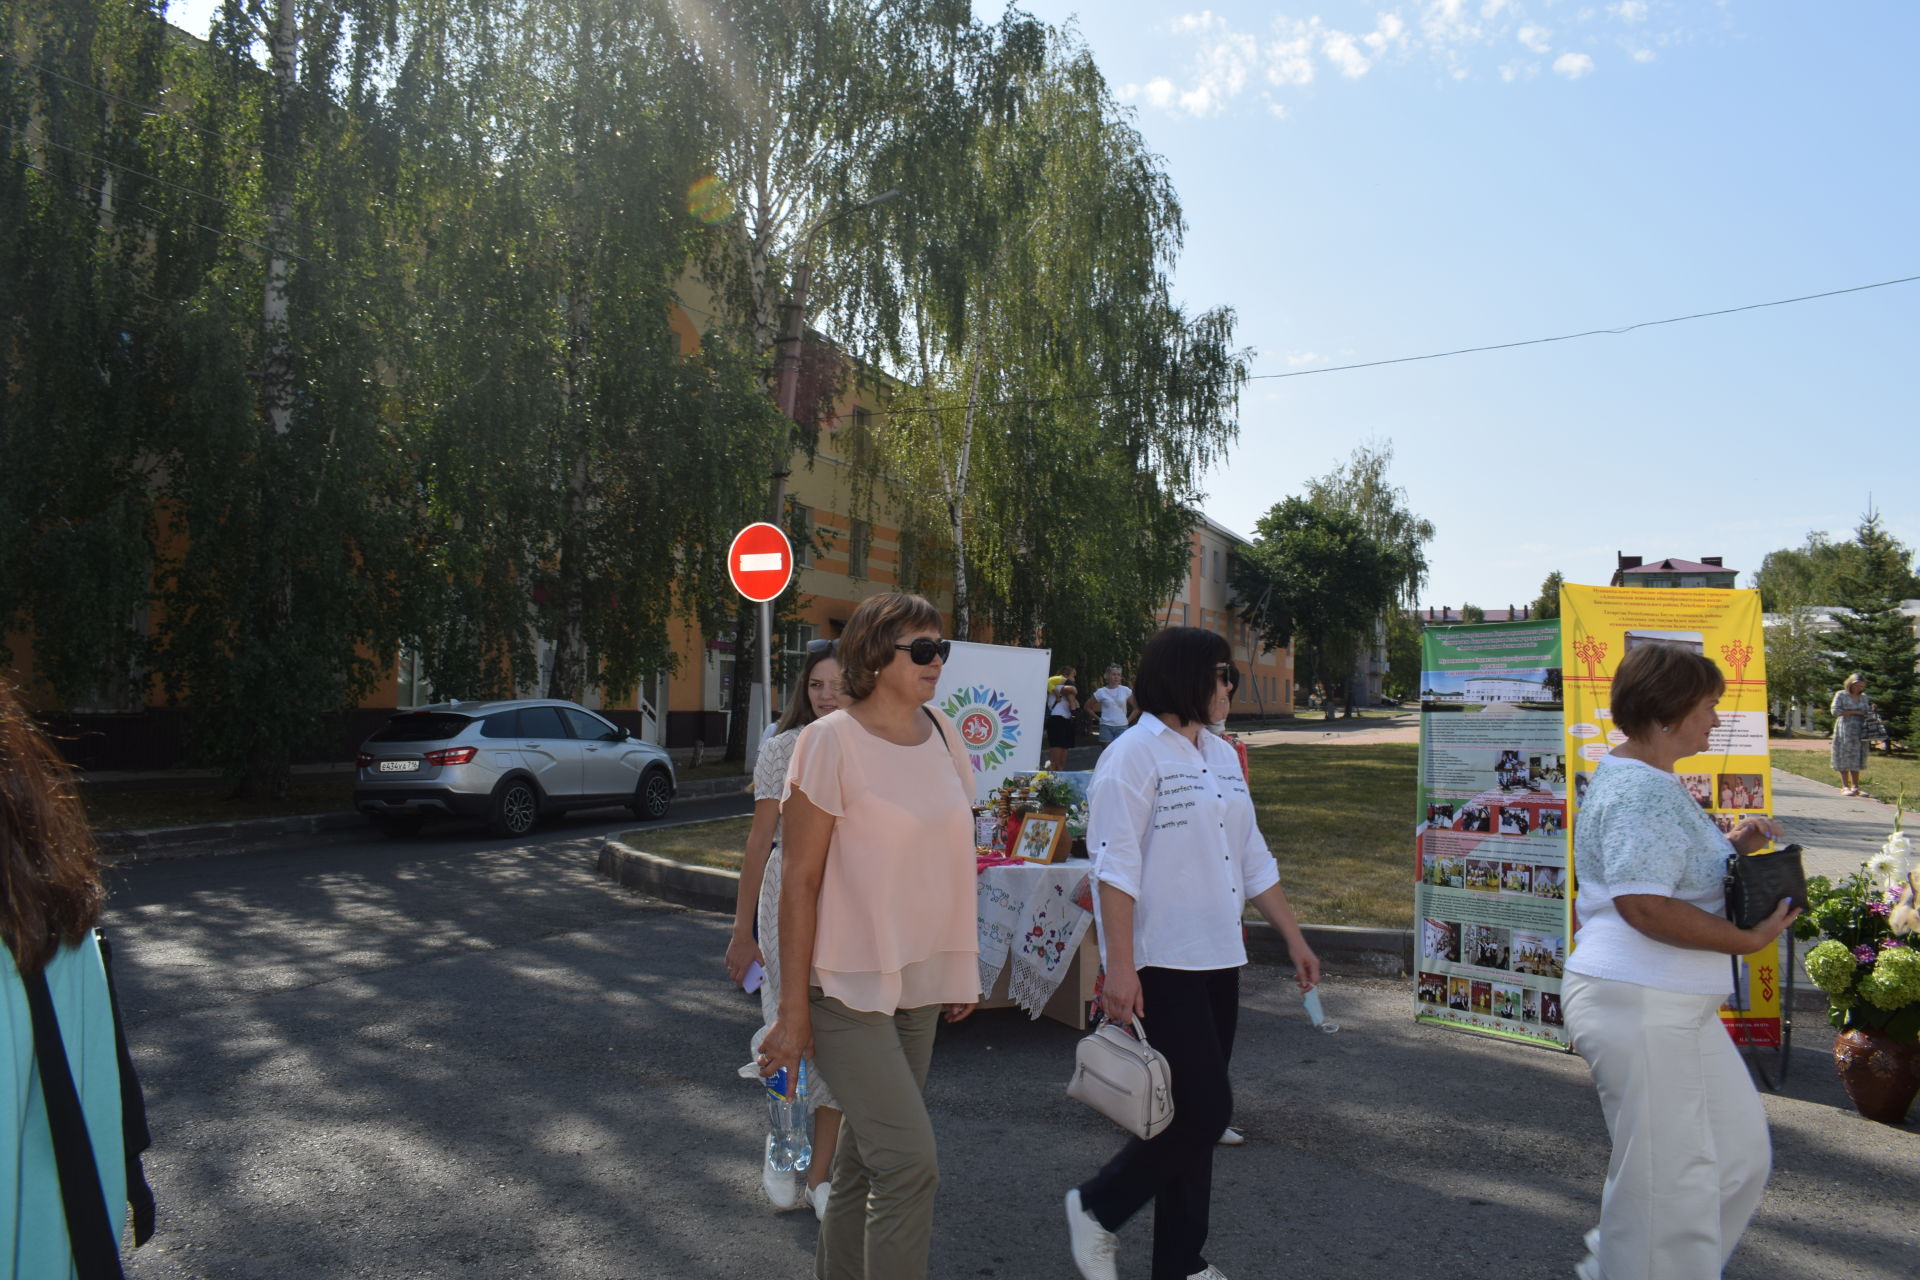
1724, 843, 1808, 929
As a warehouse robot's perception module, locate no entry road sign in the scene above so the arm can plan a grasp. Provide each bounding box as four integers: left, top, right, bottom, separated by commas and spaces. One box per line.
728, 522, 794, 602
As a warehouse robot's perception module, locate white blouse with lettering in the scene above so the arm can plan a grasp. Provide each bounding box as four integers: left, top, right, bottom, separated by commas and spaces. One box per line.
1086, 715, 1281, 971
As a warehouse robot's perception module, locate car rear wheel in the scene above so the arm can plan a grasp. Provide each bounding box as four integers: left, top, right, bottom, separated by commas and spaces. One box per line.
629, 768, 672, 821
371, 813, 425, 838
488, 778, 540, 838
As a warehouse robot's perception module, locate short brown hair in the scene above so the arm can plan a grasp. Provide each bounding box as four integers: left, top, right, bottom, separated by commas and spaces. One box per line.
1610, 643, 1725, 738
837, 593, 944, 702
1, 680, 106, 975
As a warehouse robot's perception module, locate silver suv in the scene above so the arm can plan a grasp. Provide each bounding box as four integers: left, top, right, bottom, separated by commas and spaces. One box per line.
353, 699, 676, 838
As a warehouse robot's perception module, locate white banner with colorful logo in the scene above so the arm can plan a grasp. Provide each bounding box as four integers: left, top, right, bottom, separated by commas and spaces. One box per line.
933, 641, 1051, 803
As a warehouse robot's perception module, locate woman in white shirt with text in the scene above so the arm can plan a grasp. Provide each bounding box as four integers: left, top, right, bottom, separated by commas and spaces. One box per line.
1563, 642, 1797, 1280
1064, 626, 1320, 1280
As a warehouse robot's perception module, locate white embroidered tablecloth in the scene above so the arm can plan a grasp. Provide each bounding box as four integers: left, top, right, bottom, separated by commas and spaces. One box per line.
976, 860, 1096, 1018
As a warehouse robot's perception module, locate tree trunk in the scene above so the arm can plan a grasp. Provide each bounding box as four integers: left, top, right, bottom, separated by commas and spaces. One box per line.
235, 0, 300, 801
724, 597, 755, 764
547, 13, 595, 702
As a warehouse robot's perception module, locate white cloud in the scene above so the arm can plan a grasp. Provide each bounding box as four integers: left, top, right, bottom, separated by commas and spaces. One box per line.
1123, 3, 1690, 117
1323, 31, 1372, 78
1265, 23, 1318, 87
1283, 350, 1324, 367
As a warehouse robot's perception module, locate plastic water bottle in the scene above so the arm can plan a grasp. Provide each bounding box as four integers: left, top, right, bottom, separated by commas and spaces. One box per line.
764, 1060, 812, 1173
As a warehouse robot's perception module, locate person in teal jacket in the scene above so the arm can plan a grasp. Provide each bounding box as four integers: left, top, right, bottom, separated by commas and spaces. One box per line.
2, 678, 150, 1276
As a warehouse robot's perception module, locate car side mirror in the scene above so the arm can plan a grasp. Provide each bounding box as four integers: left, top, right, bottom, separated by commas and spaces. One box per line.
615, 726, 631, 741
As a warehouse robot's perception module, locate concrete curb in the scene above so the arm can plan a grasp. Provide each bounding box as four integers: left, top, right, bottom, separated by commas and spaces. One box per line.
598, 838, 739, 913
92, 771, 751, 860
98, 811, 368, 860
595, 840, 1417, 973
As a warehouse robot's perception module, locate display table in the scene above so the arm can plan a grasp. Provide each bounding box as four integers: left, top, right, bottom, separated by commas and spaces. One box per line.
975, 859, 1100, 1029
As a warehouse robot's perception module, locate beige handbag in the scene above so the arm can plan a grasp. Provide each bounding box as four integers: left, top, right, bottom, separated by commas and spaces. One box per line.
1066, 1015, 1174, 1140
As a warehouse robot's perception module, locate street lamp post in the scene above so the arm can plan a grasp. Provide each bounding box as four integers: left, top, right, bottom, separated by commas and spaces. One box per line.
756, 189, 901, 736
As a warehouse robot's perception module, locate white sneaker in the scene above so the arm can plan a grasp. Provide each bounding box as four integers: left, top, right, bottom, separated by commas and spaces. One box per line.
761, 1162, 802, 1211
1065, 1188, 1119, 1280
1189, 1267, 1230, 1280
1215, 1126, 1245, 1146
808, 1181, 830, 1221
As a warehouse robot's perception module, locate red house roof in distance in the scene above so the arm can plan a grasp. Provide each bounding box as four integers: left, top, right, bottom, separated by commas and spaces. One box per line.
1620, 558, 1729, 575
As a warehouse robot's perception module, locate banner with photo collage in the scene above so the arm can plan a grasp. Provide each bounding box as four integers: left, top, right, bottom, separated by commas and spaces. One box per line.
1559, 584, 1784, 1049
1414, 619, 1572, 1047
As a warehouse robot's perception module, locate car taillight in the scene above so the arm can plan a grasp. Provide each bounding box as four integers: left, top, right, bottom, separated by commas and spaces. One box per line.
423, 746, 477, 766
356, 752, 374, 769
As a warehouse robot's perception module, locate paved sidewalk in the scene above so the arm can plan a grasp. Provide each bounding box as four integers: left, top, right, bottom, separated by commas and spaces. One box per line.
1770, 766, 1898, 885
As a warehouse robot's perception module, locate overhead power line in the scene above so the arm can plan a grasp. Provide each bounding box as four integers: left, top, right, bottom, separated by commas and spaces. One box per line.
811, 271, 1920, 426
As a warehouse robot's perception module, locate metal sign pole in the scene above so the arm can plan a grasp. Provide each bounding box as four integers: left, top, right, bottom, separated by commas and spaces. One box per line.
752, 598, 774, 764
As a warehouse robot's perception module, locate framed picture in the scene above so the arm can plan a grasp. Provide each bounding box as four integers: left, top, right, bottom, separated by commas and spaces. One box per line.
1013, 812, 1067, 864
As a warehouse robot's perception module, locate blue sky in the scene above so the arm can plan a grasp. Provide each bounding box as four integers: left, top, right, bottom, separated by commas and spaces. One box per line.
1012, 0, 1917, 609
166, 0, 1917, 610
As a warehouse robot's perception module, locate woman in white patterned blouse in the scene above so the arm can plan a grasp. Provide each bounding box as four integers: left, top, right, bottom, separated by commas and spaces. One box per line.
1563, 643, 1798, 1280
726, 639, 844, 1217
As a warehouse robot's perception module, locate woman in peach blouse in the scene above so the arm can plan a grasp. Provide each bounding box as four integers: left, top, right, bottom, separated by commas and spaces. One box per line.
758, 593, 979, 1280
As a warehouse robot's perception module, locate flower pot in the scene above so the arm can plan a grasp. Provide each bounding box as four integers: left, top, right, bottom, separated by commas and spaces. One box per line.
1833, 1027, 1920, 1124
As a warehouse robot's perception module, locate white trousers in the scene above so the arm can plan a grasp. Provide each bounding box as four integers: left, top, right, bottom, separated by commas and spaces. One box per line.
1563, 972, 1772, 1280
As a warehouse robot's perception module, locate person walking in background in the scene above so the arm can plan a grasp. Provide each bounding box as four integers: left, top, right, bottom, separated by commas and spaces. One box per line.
1045, 666, 1080, 769
756, 593, 979, 1280
1562, 643, 1798, 1280
1829, 673, 1870, 795
1088, 665, 1137, 746
2, 679, 154, 1273
1065, 627, 1320, 1280
726, 638, 846, 1218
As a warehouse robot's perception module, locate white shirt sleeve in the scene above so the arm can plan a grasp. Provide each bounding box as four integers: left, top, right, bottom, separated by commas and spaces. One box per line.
1088, 765, 1151, 900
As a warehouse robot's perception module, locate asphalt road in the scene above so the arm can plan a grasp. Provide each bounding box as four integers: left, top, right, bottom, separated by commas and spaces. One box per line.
104, 818, 1914, 1279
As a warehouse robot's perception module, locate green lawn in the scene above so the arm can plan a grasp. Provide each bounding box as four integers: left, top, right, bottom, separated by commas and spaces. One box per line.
621, 743, 1422, 930
79, 779, 358, 832
1248, 744, 1417, 929
1771, 748, 1918, 811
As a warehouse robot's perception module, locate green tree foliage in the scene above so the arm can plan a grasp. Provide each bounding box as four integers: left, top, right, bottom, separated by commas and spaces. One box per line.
0, 1, 170, 705
1532, 570, 1564, 620
1382, 609, 1422, 702
1303, 442, 1433, 608
385, 0, 783, 712
1828, 512, 1919, 742
1231, 498, 1398, 721
854, 22, 1246, 674
1764, 606, 1830, 729
1752, 529, 1920, 610
1459, 603, 1485, 624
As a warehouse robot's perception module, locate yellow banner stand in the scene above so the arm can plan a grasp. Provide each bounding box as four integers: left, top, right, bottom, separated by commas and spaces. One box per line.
1559, 585, 1784, 1050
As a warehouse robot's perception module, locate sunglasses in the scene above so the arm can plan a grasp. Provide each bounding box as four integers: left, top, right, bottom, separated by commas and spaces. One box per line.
1216, 662, 1240, 692
805, 638, 838, 656
894, 637, 952, 665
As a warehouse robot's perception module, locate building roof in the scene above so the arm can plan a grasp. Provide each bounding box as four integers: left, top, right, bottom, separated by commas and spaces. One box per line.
1619, 558, 1733, 576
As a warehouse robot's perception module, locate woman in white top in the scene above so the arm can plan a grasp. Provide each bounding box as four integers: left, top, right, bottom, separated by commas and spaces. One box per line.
1563, 642, 1798, 1280
1064, 626, 1320, 1280
1088, 665, 1137, 745
726, 639, 844, 1217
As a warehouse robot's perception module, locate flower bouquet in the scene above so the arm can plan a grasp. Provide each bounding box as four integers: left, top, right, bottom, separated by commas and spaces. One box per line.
1795, 792, 1920, 1121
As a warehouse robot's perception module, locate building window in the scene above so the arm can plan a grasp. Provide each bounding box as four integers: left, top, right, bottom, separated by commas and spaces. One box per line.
848, 518, 870, 579
780, 622, 819, 692
789, 503, 814, 567
1213, 548, 1222, 582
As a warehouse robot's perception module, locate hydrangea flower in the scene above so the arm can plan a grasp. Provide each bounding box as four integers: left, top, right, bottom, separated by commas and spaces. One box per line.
1806, 939, 1860, 995
1858, 948, 1920, 1011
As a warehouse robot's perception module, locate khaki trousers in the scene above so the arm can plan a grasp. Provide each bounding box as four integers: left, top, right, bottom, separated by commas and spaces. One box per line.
1564, 971, 1772, 1279
809, 993, 943, 1280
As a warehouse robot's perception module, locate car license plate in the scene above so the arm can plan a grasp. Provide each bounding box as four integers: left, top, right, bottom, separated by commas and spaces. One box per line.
378, 759, 419, 773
